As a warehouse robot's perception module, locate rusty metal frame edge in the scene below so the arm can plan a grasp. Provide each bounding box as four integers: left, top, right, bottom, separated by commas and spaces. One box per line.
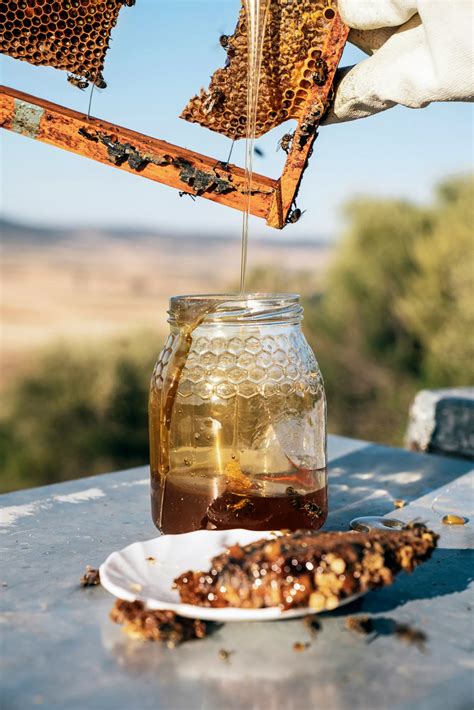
0, 85, 278, 224
266, 16, 349, 228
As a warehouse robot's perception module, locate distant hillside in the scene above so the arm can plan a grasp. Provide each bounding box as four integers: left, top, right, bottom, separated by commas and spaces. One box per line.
0, 217, 333, 249
0, 217, 164, 245
1, 215, 335, 387
1, 217, 66, 244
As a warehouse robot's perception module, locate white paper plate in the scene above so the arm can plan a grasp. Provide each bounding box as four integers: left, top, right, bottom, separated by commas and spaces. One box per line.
100, 529, 360, 622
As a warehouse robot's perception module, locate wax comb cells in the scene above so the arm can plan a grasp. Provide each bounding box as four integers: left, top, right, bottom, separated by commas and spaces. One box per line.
182, 0, 340, 139
0, 0, 134, 88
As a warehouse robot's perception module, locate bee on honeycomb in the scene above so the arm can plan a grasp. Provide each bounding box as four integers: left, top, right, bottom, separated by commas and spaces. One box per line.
181, 0, 341, 139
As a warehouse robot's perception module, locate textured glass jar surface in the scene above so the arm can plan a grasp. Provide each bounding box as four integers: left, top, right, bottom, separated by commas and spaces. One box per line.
149, 296, 327, 533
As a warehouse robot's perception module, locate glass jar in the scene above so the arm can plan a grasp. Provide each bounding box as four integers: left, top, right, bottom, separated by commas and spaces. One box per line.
149, 294, 327, 533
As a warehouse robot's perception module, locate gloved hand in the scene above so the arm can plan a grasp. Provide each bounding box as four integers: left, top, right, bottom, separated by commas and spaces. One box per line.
323, 0, 474, 123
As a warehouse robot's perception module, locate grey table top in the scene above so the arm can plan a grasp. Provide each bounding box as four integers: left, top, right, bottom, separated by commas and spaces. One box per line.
1, 434, 473, 710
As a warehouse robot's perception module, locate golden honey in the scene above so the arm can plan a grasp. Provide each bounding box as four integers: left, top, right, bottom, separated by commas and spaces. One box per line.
149, 294, 328, 533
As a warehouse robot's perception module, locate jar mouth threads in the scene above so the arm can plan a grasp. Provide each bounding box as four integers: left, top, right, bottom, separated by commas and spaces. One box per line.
168, 293, 303, 326
171, 292, 299, 301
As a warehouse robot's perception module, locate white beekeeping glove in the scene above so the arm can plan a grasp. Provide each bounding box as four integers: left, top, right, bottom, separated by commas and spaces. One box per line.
323, 0, 474, 123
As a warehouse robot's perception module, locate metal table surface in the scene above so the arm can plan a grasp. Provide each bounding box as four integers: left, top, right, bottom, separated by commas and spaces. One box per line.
1, 435, 473, 710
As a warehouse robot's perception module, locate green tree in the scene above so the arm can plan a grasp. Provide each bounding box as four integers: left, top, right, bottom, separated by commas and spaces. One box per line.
304, 174, 474, 443
0, 349, 105, 491
396, 176, 474, 384
0, 332, 159, 492
103, 357, 150, 466
219, 174, 472, 444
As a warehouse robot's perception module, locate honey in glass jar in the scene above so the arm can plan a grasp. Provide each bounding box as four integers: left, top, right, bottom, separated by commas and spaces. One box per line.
149, 294, 327, 533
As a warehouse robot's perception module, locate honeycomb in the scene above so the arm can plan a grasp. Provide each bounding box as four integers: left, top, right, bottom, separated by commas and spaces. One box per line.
182, 0, 340, 139
0, 0, 134, 88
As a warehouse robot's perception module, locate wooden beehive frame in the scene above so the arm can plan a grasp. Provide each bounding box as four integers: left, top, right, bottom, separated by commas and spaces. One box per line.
0, 12, 347, 229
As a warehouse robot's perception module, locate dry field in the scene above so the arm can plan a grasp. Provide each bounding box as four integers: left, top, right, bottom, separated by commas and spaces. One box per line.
1, 228, 333, 385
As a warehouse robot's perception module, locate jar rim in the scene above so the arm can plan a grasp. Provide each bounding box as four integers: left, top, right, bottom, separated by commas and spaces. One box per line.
170, 292, 299, 304
168, 293, 303, 326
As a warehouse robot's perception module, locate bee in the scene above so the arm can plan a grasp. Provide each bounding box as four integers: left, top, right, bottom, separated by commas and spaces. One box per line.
67, 74, 89, 91
298, 100, 325, 146
312, 59, 328, 86
178, 191, 196, 202
94, 75, 107, 90
277, 132, 294, 154
219, 34, 230, 49
286, 208, 306, 224
202, 89, 225, 115
308, 100, 325, 120
303, 501, 322, 520
299, 122, 319, 147
254, 145, 265, 157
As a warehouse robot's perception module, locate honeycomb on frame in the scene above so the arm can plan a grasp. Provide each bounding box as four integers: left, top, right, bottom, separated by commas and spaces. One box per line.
0, 0, 134, 88
182, 0, 339, 139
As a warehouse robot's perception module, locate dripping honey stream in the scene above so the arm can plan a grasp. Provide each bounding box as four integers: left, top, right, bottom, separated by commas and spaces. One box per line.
152, 0, 273, 500
239, 0, 271, 295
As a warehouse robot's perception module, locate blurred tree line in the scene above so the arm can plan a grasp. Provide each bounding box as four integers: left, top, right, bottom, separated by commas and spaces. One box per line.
0, 336, 156, 492
304, 173, 473, 441
1, 175, 472, 492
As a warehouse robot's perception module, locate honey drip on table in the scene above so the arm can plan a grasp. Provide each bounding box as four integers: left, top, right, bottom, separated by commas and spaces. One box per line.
442, 514, 467, 525
239, 0, 271, 295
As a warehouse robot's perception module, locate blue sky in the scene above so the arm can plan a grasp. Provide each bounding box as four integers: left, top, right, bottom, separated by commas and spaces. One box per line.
1, 0, 473, 240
